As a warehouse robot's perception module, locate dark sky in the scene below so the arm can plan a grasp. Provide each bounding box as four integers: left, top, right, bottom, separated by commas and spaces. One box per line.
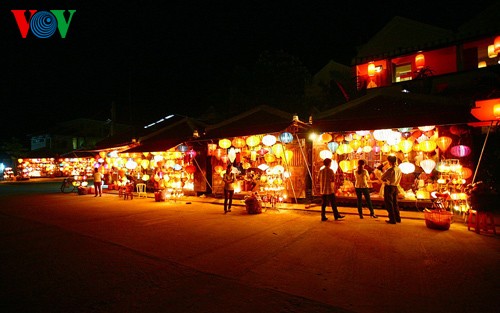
1, 0, 497, 142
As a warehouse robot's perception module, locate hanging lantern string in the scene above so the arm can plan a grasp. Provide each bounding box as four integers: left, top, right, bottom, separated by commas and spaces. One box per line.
281, 144, 298, 203
192, 155, 213, 190
295, 133, 315, 189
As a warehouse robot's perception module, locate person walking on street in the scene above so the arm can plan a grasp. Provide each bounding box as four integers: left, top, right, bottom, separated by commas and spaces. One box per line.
354, 159, 378, 219
93, 168, 103, 197
381, 155, 402, 224
223, 163, 237, 214
318, 158, 345, 222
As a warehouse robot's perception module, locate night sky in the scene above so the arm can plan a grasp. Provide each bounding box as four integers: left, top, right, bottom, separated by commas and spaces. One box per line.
1, 0, 497, 142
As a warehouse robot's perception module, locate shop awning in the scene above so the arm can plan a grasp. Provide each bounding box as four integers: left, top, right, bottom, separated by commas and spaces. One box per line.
122, 116, 206, 153
203, 105, 308, 139
313, 88, 479, 132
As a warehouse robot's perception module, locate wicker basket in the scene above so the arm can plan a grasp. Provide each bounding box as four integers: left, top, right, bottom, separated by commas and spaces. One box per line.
244, 197, 262, 214
424, 209, 452, 230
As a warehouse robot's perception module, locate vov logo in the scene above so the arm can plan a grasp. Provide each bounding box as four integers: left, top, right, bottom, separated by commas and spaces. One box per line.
11, 10, 76, 39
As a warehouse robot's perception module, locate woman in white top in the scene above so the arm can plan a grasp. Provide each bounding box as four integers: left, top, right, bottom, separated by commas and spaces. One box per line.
354, 160, 377, 219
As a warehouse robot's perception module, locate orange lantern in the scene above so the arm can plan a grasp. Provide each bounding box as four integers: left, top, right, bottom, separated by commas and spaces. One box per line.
368, 63, 375, 77
494, 35, 500, 54
461, 167, 473, 179
471, 99, 500, 122
231, 137, 246, 148
415, 53, 425, 69
436, 136, 452, 152
319, 133, 332, 143
185, 165, 196, 174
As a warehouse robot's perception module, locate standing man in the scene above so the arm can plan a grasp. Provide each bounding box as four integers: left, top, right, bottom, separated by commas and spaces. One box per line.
318, 158, 345, 222
381, 155, 402, 224
93, 167, 103, 197
222, 163, 236, 214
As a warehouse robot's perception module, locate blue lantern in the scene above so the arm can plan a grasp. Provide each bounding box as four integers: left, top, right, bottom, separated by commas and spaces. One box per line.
177, 144, 189, 152
327, 142, 339, 153
279, 132, 293, 144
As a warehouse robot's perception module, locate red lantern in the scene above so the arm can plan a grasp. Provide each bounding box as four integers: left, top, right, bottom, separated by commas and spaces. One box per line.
415, 54, 425, 69
494, 36, 500, 54
185, 164, 196, 174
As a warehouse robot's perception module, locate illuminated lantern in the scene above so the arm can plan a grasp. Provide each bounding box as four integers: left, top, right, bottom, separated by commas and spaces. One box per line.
319, 149, 333, 160
218, 138, 231, 149
125, 158, 137, 170
227, 147, 237, 163
337, 143, 353, 155
283, 150, 293, 163
327, 141, 339, 153
339, 160, 352, 172
349, 139, 361, 150
368, 63, 375, 77
373, 129, 392, 141
362, 145, 372, 153
419, 140, 437, 152
99, 151, 107, 158
461, 167, 473, 179
141, 159, 149, 169
319, 133, 332, 143
258, 164, 269, 172
214, 165, 224, 174
279, 132, 293, 144
177, 144, 189, 152
381, 144, 391, 153
488, 45, 498, 58
471, 99, 500, 122
356, 130, 370, 136
142, 174, 150, 181
262, 134, 277, 146
399, 161, 415, 174
186, 149, 197, 159
185, 165, 196, 174
264, 153, 276, 163
272, 144, 284, 158
246, 135, 260, 147
418, 125, 435, 131
207, 143, 217, 156
415, 53, 425, 69
399, 139, 413, 153
250, 150, 257, 161
450, 145, 471, 157
335, 135, 344, 142
232, 137, 246, 148
494, 35, 500, 54
373, 145, 381, 153
331, 160, 338, 173
257, 148, 268, 156
273, 165, 285, 174
436, 136, 452, 152
420, 159, 436, 174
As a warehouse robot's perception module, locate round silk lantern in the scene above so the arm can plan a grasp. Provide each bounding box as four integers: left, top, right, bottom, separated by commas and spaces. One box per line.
399, 139, 413, 153
450, 145, 471, 157
262, 134, 277, 146
331, 160, 339, 173
185, 164, 196, 174
418, 125, 435, 132
279, 132, 293, 144
246, 135, 260, 147
349, 139, 361, 150
283, 150, 293, 163
177, 144, 189, 152
337, 143, 353, 155
218, 138, 231, 149
327, 142, 339, 153
264, 153, 276, 163
232, 137, 246, 148
399, 161, 415, 174
319, 149, 333, 160
436, 136, 452, 152
373, 129, 392, 141
461, 167, 473, 179
272, 144, 284, 158
419, 140, 437, 152
319, 133, 332, 143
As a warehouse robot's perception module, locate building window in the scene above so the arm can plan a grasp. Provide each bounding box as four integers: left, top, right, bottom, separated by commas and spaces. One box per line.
394, 63, 412, 82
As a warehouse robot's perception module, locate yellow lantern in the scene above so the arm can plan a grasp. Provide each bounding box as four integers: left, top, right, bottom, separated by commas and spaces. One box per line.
349, 139, 361, 150
381, 144, 391, 153
419, 140, 437, 152
218, 138, 231, 149
339, 160, 352, 172
264, 153, 276, 163
272, 144, 284, 158
399, 139, 413, 153
337, 143, 353, 155
283, 150, 293, 163
246, 135, 260, 147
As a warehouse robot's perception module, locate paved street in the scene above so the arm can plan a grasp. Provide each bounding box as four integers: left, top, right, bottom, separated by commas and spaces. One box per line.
0, 180, 498, 313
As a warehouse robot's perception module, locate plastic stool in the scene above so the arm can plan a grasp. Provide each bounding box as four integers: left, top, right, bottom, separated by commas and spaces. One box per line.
468, 209, 496, 234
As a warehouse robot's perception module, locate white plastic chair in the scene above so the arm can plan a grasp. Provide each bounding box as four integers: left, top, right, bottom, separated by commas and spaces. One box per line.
135, 183, 147, 199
